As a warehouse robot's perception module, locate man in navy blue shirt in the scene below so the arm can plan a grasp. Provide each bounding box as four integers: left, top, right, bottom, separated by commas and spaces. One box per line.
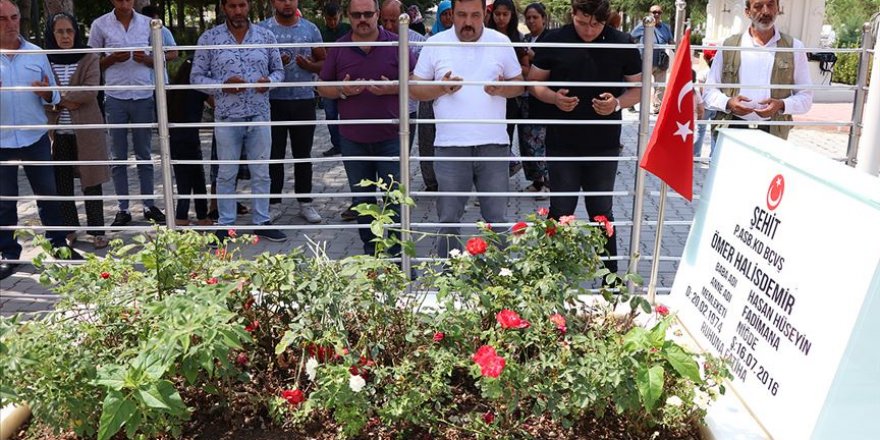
630, 4, 674, 114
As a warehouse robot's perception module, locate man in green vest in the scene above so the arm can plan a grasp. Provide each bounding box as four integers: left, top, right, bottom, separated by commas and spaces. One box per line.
703, 0, 812, 140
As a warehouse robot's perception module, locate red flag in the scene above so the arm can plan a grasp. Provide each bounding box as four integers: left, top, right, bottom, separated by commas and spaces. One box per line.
640, 29, 694, 201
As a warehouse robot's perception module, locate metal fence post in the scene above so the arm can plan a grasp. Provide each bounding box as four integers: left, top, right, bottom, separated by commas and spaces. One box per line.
673, 0, 687, 42
398, 13, 412, 275
856, 23, 880, 176
151, 19, 176, 229
845, 23, 874, 168
628, 16, 656, 290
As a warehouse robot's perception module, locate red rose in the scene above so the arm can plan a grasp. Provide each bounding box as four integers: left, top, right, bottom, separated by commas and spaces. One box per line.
100, 272, 110, 279
546, 225, 557, 237
433, 332, 445, 342
512, 221, 528, 236
537, 207, 549, 217
472, 345, 506, 378
549, 313, 567, 334
358, 355, 376, 368
281, 389, 305, 405
559, 215, 576, 226
496, 309, 531, 330
656, 304, 670, 317
349, 365, 360, 376
235, 352, 249, 366
207, 277, 219, 285
228, 229, 238, 238
465, 237, 488, 255
252, 236, 260, 245
483, 411, 495, 424
593, 215, 614, 237
244, 320, 259, 332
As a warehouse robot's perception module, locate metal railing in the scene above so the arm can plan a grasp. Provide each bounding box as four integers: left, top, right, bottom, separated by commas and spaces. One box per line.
0, 14, 873, 293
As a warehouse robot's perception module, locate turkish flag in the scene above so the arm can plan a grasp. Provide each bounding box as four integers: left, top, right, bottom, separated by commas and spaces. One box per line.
640, 29, 694, 201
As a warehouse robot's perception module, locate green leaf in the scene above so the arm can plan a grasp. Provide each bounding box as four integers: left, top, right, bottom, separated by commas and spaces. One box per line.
97, 390, 136, 440
649, 318, 671, 347
137, 387, 170, 410
156, 380, 188, 415
275, 329, 297, 355
622, 327, 650, 351
124, 411, 141, 438
664, 345, 702, 383
636, 365, 664, 412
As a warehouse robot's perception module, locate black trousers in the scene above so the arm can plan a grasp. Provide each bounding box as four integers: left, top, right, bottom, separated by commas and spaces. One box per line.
270, 98, 316, 204
547, 147, 620, 273
170, 138, 208, 221
53, 133, 105, 237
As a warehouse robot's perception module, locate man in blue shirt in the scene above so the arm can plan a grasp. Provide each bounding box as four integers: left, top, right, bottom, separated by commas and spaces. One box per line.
191, 0, 287, 242
630, 4, 674, 114
0, 0, 81, 280
259, 0, 325, 224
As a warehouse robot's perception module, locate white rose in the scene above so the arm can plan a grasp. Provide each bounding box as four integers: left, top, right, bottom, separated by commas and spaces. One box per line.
349, 374, 366, 393
666, 395, 683, 407
449, 249, 461, 258
499, 268, 513, 277
305, 357, 319, 381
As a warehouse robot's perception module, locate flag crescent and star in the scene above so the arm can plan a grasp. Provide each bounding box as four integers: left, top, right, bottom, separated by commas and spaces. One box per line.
640, 29, 695, 201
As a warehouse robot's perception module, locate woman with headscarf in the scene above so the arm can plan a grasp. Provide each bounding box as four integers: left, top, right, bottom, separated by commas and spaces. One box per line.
44, 13, 111, 249
407, 4, 426, 35
430, 0, 453, 35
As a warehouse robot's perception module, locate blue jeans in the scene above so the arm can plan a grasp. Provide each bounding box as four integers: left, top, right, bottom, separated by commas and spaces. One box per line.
323, 97, 340, 150
105, 96, 156, 212
0, 134, 69, 258
214, 116, 271, 226
340, 136, 400, 255
694, 109, 716, 156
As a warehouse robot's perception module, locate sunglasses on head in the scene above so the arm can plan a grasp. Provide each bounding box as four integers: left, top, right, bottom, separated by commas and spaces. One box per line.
350, 11, 376, 19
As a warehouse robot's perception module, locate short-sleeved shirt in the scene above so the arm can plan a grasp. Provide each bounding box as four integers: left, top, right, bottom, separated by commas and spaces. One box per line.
414, 28, 522, 147
319, 28, 414, 144
532, 24, 641, 151
259, 17, 323, 100
191, 24, 285, 119
88, 10, 154, 100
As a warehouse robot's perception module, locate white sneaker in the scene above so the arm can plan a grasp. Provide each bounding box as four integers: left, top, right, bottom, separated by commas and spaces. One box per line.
300, 203, 322, 224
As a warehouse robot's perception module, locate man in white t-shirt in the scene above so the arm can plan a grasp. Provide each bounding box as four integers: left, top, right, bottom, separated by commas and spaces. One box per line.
410, 0, 523, 257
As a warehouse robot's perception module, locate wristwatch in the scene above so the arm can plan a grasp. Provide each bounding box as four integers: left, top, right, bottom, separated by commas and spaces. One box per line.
613, 98, 621, 112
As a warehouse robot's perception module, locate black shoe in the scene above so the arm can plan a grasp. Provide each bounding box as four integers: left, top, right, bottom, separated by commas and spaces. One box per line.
340, 206, 358, 221
213, 228, 229, 246
208, 209, 219, 221
254, 222, 287, 242
0, 262, 20, 281
237, 203, 249, 215
144, 206, 166, 223
111, 211, 132, 227
322, 146, 341, 157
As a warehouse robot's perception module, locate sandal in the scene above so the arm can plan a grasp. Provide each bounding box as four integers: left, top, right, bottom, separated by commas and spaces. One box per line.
93, 235, 110, 249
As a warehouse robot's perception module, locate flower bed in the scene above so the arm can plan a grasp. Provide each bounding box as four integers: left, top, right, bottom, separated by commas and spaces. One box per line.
1, 207, 728, 439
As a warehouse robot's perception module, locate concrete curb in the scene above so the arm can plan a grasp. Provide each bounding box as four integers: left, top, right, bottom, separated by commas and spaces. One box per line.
0, 403, 30, 440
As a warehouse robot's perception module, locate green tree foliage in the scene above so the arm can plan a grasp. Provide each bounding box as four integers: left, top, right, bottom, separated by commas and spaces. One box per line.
825, 0, 880, 46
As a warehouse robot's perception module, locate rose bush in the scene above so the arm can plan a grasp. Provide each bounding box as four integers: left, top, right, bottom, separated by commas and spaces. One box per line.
0, 183, 729, 439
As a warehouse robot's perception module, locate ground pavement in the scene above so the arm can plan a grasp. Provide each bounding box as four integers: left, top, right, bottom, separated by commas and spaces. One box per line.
0, 103, 852, 317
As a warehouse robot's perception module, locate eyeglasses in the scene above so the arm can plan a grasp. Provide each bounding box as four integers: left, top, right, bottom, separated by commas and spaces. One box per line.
651, 10, 662, 15
349, 11, 376, 19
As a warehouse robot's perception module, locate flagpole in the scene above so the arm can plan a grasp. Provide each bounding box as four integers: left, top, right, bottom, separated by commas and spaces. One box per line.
646, 0, 688, 305
628, 17, 656, 292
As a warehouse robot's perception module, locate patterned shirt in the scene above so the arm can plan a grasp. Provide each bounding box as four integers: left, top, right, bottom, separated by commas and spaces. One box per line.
0, 37, 60, 148
50, 62, 77, 133
191, 23, 285, 119
88, 10, 154, 100
258, 16, 323, 100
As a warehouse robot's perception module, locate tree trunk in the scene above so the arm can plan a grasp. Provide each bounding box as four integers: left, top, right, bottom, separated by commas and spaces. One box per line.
44, 0, 74, 16
19, 0, 31, 40
177, 0, 185, 33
